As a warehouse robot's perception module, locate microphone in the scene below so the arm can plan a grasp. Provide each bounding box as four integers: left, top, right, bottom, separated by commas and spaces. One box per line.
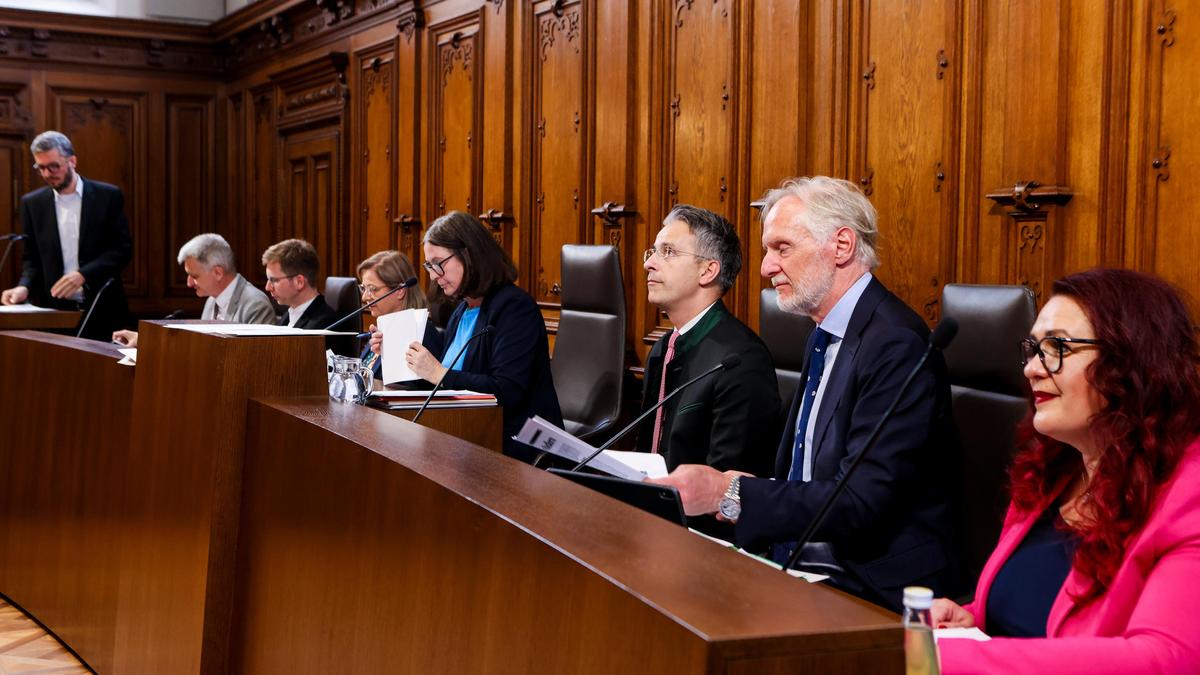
569, 354, 743, 472
324, 277, 418, 330
0, 233, 25, 280
781, 317, 959, 573
163, 309, 185, 320
411, 324, 494, 424
75, 277, 117, 339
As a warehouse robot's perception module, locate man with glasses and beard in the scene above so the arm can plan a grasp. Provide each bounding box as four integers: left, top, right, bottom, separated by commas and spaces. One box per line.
1, 131, 132, 340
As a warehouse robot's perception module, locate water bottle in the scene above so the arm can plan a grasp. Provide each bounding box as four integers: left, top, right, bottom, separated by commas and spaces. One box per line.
903, 586, 940, 675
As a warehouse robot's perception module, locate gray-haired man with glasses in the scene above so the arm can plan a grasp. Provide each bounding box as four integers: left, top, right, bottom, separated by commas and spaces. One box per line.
637, 204, 782, 535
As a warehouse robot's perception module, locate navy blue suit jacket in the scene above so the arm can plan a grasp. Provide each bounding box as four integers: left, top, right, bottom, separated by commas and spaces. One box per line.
439, 283, 563, 460
18, 178, 132, 339
736, 277, 960, 610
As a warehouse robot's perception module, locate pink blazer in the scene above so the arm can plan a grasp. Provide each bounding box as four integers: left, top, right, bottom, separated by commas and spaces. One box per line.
940, 438, 1200, 674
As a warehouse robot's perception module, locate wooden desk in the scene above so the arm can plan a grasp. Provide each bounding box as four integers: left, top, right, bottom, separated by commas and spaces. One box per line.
232, 399, 903, 674
0, 308, 81, 331
0, 331, 132, 674
382, 403, 504, 453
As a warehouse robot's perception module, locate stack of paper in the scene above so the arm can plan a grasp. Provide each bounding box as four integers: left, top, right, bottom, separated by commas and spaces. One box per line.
512, 416, 667, 481
369, 389, 497, 409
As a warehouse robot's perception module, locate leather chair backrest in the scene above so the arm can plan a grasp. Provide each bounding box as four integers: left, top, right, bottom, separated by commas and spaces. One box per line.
552, 245, 627, 441
759, 288, 815, 405
324, 276, 361, 318
941, 283, 1037, 583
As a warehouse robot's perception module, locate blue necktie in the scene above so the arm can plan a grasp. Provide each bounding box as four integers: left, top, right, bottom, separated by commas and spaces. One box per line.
788, 328, 832, 481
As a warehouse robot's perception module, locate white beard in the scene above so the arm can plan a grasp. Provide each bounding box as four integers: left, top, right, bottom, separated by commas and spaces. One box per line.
774, 265, 834, 317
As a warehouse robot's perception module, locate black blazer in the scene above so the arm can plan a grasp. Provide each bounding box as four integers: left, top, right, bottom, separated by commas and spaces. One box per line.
636, 300, 781, 477
18, 178, 132, 339
439, 283, 564, 461
735, 277, 961, 611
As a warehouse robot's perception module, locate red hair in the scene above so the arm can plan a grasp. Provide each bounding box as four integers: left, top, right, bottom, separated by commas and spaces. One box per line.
1009, 268, 1200, 604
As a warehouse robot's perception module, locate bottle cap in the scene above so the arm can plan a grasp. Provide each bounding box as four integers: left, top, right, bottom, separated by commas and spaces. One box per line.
903, 586, 934, 609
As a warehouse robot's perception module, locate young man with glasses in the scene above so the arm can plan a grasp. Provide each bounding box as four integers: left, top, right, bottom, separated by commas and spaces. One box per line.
261, 238, 338, 330
638, 205, 782, 525
0, 130, 132, 341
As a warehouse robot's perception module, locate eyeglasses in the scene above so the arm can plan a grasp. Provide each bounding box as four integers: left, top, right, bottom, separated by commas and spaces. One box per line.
33, 162, 66, 174
265, 273, 299, 286
1020, 336, 1101, 374
642, 244, 710, 263
422, 253, 458, 276
358, 283, 397, 296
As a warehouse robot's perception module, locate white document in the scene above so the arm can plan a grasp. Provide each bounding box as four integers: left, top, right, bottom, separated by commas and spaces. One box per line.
0, 304, 58, 313
603, 450, 668, 479
686, 528, 830, 583
166, 323, 354, 337
117, 347, 137, 365
513, 416, 649, 481
935, 627, 990, 642
370, 389, 493, 399
378, 308, 429, 384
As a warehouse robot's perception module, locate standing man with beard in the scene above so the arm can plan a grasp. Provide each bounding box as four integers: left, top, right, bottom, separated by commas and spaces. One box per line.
1, 131, 132, 340
652, 176, 960, 611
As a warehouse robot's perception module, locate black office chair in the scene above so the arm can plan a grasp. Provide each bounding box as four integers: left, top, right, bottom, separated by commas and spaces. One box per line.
759, 288, 815, 405
941, 283, 1037, 583
324, 276, 360, 318
551, 245, 627, 442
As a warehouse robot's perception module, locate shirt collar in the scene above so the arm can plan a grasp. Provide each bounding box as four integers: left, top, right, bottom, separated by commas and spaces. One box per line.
213, 274, 239, 314
53, 174, 84, 202
676, 300, 718, 335
817, 271, 873, 340
288, 295, 317, 326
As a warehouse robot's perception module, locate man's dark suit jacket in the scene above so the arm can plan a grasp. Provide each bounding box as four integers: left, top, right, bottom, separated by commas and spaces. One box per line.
439, 282, 563, 461
636, 300, 781, 477
18, 178, 132, 340
278, 293, 352, 355
735, 276, 960, 611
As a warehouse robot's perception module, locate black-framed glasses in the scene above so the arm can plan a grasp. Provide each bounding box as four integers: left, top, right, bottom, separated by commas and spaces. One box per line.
1020, 336, 1101, 374
642, 244, 709, 263
265, 273, 299, 286
32, 161, 66, 173
422, 252, 458, 276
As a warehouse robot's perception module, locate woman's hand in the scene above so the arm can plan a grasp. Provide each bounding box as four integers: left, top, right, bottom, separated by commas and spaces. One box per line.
368, 325, 382, 355
406, 341, 447, 383
931, 598, 975, 629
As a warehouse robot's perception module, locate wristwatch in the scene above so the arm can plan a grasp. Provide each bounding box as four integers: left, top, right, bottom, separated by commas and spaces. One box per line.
718, 476, 742, 522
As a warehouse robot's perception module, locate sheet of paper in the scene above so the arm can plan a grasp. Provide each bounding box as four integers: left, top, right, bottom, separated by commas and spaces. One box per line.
166, 323, 354, 336
512, 416, 647, 481
935, 627, 990, 642
370, 389, 493, 399
602, 450, 668, 479
0, 304, 58, 313
687, 528, 830, 583
118, 347, 137, 364
378, 308, 429, 384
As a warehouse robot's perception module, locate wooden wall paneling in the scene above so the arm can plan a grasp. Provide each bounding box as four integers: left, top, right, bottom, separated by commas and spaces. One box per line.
0, 82, 33, 292
166, 95, 216, 300
651, 0, 741, 342
850, 0, 960, 323
394, 4, 425, 266
528, 0, 590, 313
1133, 0, 1200, 305
427, 14, 483, 233
744, 0, 809, 332
970, 0, 1074, 302
354, 39, 398, 259
807, 0, 853, 179
480, 0, 520, 272
271, 52, 351, 280
247, 86, 276, 285
49, 87, 148, 301
224, 91, 248, 286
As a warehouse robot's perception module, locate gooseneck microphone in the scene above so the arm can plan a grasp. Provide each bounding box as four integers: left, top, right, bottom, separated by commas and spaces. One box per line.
781, 317, 959, 573
0, 233, 26, 279
569, 353, 743, 472
75, 277, 117, 339
325, 276, 419, 330
411, 324, 494, 424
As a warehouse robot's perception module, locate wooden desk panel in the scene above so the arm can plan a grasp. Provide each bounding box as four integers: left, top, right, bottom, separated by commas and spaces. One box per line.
0, 309, 81, 331
112, 322, 327, 675
384, 404, 504, 452
0, 331, 132, 674
232, 399, 902, 674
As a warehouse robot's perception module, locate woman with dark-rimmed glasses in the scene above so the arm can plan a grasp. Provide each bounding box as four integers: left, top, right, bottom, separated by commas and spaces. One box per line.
934, 268, 1200, 673
370, 211, 562, 460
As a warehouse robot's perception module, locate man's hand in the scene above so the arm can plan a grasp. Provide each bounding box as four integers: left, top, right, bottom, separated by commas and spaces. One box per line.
650, 465, 752, 516
406, 341, 447, 383
112, 330, 138, 347
50, 271, 85, 299
0, 285, 28, 305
